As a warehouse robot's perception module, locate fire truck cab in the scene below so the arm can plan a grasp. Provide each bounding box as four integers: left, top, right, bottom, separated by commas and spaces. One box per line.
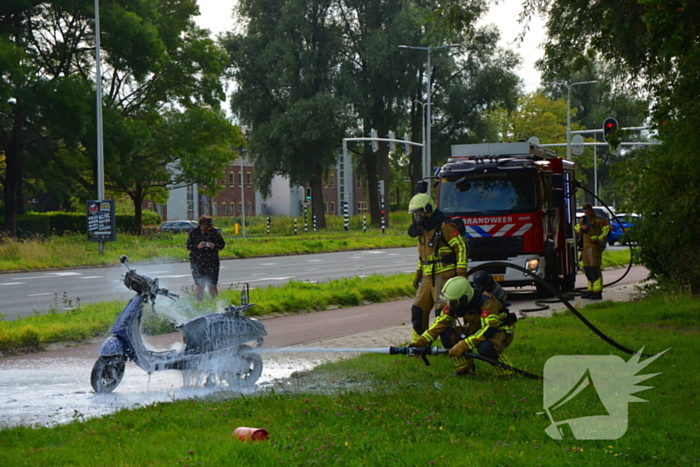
434, 141, 577, 294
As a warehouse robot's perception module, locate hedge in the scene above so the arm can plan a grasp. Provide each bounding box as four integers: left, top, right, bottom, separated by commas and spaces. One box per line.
2, 211, 162, 237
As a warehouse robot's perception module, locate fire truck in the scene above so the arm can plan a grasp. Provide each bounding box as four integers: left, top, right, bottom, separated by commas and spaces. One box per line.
431, 141, 578, 294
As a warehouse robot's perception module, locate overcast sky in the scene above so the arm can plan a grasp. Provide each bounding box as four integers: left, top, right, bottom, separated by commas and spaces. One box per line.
193, 0, 547, 93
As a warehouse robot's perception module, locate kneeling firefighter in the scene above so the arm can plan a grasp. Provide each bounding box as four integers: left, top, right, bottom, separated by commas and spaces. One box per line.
409, 273, 517, 376
408, 193, 468, 342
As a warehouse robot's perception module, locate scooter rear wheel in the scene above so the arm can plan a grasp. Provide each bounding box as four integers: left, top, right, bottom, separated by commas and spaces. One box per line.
221, 344, 263, 387
91, 356, 126, 393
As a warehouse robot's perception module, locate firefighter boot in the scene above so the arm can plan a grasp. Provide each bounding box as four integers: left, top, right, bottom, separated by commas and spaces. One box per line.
580, 291, 593, 299
589, 292, 603, 300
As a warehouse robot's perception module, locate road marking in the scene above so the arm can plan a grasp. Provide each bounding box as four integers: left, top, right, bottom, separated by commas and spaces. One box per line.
307, 259, 323, 262
259, 263, 278, 266
10, 276, 45, 280
245, 276, 294, 283
251, 273, 265, 276
157, 274, 191, 279
305, 269, 319, 272
27, 293, 53, 297
79, 276, 103, 280
1, 282, 24, 286
45, 272, 81, 276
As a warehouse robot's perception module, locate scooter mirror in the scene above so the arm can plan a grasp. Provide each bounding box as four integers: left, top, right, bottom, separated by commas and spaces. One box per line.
120, 255, 128, 264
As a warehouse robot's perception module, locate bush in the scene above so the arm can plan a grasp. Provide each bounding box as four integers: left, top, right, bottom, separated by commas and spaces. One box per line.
2, 210, 162, 236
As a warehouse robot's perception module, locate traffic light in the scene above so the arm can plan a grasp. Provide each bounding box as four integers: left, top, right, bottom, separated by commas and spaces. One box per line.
603, 117, 619, 142
377, 179, 385, 194
388, 131, 396, 152
305, 187, 312, 201
370, 129, 379, 152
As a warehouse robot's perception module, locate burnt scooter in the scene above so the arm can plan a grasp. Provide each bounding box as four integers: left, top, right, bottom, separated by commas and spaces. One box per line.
91, 255, 267, 393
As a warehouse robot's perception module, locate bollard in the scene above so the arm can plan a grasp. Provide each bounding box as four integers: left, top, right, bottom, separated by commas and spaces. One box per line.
304, 205, 308, 233
362, 215, 366, 233
234, 223, 239, 235
266, 216, 271, 235
343, 202, 349, 231
313, 215, 317, 232
294, 218, 297, 235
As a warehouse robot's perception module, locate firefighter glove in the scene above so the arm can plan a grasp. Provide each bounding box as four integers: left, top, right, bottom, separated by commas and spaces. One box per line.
409, 336, 428, 348
413, 271, 423, 289
448, 339, 470, 358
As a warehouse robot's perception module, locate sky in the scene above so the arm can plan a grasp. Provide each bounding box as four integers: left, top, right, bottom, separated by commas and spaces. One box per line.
193, 0, 548, 93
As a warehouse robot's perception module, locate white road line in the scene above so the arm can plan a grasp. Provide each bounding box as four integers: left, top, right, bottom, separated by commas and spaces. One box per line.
78, 276, 103, 280
307, 259, 323, 262
45, 272, 82, 276
245, 276, 294, 283
259, 263, 278, 266
251, 273, 265, 276
157, 274, 192, 279
1, 282, 24, 286
27, 293, 53, 297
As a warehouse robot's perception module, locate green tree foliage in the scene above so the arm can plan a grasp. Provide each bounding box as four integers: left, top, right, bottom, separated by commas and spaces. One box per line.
222, 0, 348, 229
0, 0, 241, 236
529, 0, 700, 291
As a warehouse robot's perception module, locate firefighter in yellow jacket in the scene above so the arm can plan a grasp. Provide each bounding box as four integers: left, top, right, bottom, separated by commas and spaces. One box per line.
409, 275, 516, 376
575, 202, 610, 300
408, 193, 468, 341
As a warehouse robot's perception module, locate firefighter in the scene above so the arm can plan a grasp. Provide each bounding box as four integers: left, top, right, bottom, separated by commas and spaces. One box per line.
408, 193, 468, 341
409, 275, 516, 376
575, 202, 610, 300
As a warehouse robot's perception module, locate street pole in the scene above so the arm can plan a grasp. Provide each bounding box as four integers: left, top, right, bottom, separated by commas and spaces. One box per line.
412, 100, 426, 179
399, 43, 462, 189
542, 80, 597, 161
240, 154, 246, 238
94, 0, 106, 253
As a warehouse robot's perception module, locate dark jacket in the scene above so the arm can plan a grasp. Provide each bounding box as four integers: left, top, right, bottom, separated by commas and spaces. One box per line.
186, 227, 225, 268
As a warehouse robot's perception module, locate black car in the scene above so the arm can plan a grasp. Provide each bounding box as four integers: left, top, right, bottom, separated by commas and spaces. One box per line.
156, 220, 198, 233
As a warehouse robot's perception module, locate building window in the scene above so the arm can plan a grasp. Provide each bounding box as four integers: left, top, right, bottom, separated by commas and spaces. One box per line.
358, 201, 368, 214
238, 172, 242, 186
330, 174, 335, 188
212, 202, 218, 216
331, 201, 336, 214
221, 202, 227, 216
229, 172, 235, 186
246, 171, 252, 187
231, 202, 236, 216
247, 200, 252, 215
238, 202, 243, 216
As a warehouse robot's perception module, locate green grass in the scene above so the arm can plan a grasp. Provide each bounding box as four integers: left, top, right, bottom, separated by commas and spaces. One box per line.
1, 294, 697, 466
0, 274, 415, 352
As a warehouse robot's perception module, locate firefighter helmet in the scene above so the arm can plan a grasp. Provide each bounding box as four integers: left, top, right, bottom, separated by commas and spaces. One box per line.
441, 276, 474, 303
408, 193, 434, 215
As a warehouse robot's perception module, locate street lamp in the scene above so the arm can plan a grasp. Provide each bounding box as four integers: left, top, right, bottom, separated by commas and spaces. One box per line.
412, 100, 426, 178
399, 44, 462, 186
541, 80, 598, 160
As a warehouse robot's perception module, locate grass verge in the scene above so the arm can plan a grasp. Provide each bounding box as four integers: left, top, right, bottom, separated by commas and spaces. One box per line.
0, 294, 697, 466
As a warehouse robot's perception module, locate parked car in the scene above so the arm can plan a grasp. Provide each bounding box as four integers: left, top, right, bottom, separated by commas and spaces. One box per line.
608, 213, 640, 245
156, 220, 198, 233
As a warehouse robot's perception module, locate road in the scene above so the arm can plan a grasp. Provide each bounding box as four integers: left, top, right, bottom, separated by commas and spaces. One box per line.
0, 247, 417, 320
0, 264, 648, 428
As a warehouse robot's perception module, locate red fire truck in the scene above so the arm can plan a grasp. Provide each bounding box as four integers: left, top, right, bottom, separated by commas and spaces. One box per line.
434, 141, 578, 294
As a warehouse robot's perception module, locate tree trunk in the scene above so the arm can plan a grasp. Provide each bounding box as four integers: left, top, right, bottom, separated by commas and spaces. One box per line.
132, 183, 144, 235
1, 107, 24, 237
310, 163, 326, 229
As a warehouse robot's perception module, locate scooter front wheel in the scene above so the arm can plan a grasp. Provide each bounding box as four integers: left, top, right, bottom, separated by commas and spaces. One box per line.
221, 344, 263, 387
91, 356, 126, 393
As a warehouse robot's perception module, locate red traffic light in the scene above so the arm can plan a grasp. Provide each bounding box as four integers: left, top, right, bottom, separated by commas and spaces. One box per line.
602, 117, 618, 142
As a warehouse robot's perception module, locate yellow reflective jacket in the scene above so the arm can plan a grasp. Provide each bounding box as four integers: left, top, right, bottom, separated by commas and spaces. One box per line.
415, 220, 468, 277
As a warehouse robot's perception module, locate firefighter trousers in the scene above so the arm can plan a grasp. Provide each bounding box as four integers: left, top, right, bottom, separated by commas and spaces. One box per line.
411, 269, 457, 339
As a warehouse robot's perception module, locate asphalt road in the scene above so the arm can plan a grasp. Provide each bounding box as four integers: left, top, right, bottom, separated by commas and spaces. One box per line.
0, 247, 417, 320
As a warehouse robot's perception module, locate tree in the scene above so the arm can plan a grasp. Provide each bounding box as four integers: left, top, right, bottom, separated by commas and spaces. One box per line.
527, 0, 700, 291
1, 0, 238, 236
222, 0, 348, 229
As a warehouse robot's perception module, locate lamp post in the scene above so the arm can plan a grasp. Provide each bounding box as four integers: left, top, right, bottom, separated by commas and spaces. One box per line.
412, 100, 426, 178
94, 0, 106, 253
542, 80, 598, 160
399, 44, 462, 185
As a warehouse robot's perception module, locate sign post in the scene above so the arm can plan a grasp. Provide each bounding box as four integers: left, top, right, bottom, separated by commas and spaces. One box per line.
86, 200, 116, 243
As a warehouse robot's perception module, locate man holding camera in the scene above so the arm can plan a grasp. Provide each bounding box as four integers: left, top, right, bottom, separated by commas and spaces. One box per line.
186, 215, 226, 301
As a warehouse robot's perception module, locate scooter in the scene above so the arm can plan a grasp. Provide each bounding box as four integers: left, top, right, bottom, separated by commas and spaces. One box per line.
91, 255, 267, 393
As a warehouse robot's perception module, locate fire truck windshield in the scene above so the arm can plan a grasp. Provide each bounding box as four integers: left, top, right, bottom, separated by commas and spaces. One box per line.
439, 173, 538, 215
